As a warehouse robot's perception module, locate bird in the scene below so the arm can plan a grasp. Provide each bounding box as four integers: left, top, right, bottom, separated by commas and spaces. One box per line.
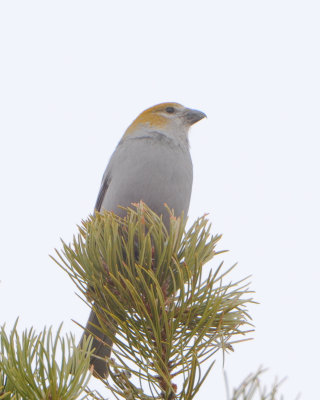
80, 102, 206, 378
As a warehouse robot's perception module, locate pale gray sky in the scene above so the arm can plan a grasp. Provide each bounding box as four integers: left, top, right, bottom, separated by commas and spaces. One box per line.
1, 1, 319, 398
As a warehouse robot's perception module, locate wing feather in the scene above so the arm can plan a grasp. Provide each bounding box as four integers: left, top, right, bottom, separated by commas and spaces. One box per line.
94, 173, 110, 211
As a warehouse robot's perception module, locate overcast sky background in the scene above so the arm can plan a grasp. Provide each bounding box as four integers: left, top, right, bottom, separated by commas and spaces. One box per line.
1, 1, 319, 398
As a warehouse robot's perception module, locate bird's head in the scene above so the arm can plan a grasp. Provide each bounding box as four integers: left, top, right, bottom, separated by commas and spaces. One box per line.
124, 102, 206, 141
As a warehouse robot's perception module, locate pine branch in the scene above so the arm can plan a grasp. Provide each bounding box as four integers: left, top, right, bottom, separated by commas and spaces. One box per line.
226, 367, 290, 400
53, 203, 254, 399
0, 321, 93, 400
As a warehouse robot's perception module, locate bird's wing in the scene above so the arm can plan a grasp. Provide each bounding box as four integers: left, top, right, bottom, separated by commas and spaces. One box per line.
94, 141, 122, 212
94, 171, 111, 212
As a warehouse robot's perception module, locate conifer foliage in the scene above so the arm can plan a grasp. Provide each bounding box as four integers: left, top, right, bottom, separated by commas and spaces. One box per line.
0, 204, 288, 399
56, 203, 251, 399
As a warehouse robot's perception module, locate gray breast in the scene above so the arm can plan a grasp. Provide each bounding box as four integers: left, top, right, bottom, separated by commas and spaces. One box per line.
99, 133, 193, 228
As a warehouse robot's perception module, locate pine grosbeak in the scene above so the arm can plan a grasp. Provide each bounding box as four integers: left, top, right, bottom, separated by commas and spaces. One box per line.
80, 102, 206, 377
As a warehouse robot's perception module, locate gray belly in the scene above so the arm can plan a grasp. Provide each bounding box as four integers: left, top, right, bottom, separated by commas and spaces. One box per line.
100, 137, 193, 228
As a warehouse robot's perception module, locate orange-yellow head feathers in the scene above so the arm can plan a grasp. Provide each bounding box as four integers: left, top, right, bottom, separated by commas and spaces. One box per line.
124, 102, 206, 137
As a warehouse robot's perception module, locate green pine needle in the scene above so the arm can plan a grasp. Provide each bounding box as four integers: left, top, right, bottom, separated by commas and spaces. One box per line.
53, 203, 254, 399
0, 321, 93, 400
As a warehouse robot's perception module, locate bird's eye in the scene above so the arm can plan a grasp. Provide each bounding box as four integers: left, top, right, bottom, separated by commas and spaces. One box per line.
165, 106, 175, 114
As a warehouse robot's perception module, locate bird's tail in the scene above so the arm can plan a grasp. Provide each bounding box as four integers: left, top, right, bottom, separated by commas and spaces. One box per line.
79, 307, 114, 378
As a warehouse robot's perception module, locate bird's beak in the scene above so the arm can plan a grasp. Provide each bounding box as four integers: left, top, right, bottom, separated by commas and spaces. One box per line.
184, 108, 207, 125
